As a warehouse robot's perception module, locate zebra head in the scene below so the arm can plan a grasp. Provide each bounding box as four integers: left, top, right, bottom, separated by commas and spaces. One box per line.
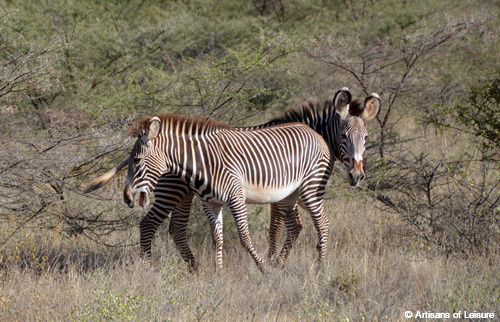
124, 116, 167, 208
334, 90, 381, 186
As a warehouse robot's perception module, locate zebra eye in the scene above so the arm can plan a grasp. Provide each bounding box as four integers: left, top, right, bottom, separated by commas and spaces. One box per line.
133, 157, 141, 165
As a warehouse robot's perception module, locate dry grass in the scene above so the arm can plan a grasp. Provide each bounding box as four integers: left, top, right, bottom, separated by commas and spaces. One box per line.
1, 191, 499, 321
1, 0, 499, 320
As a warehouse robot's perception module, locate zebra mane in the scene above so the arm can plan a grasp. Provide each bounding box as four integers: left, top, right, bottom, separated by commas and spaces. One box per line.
267, 97, 333, 125
128, 114, 232, 137
127, 96, 365, 137
268, 96, 363, 125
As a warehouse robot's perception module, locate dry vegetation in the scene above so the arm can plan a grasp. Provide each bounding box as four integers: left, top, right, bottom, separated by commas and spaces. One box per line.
1, 196, 499, 320
1, 0, 500, 320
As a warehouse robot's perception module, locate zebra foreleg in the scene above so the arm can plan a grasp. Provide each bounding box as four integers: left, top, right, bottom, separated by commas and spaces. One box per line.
139, 207, 169, 262
313, 209, 329, 262
300, 201, 329, 263
298, 170, 330, 263
139, 175, 193, 265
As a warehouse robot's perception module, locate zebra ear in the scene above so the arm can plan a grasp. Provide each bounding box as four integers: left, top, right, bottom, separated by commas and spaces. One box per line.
361, 93, 381, 120
334, 87, 351, 118
147, 117, 161, 140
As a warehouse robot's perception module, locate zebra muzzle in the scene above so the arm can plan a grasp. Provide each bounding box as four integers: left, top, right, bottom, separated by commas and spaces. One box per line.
348, 160, 365, 186
124, 184, 135, 208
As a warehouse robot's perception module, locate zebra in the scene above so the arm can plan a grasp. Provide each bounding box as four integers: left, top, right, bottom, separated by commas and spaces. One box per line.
120, 115, 334, 272
83, 88, 381, 271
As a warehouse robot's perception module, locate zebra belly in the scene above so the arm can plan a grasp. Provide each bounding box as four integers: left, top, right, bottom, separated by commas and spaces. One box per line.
243, 182, 300, 204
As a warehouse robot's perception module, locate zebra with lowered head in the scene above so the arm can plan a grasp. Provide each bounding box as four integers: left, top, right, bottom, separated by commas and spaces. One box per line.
125, 115, 334, 272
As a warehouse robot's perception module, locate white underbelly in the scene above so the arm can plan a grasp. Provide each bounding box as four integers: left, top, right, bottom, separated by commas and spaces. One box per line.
243, 182, 300, 204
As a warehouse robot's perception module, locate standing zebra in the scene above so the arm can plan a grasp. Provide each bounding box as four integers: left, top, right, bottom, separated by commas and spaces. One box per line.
122, 116, 332, 272
83, 88, 381, 271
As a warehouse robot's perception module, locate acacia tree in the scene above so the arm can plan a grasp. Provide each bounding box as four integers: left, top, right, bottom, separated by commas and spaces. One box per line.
0, 10, 68, 131
303, 19, 477, 158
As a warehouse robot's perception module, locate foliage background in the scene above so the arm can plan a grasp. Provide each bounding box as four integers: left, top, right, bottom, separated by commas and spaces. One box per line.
1, 0, 499, 320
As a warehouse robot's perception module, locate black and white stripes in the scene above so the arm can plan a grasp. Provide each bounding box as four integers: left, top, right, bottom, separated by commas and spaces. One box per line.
135, 89, 380, 270
83, 88, 381, 272
124, 115, 332, 272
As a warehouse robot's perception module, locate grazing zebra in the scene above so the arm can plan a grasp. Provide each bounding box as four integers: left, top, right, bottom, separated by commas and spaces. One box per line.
120, 115, 333, 272
83, 88, 381, 271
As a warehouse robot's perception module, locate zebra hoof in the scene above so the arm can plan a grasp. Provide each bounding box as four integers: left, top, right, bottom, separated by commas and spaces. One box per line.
276, 258, 285, 269
269, 257, 284, 269
138, 257, 153, 268
188, 260, 199, 274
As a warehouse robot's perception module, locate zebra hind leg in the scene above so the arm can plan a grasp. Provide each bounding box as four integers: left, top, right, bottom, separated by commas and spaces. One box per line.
228, 199, 266, 273
169, 191, 198, 272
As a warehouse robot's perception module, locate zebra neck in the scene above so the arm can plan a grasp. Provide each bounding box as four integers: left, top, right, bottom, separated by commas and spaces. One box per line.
322, 115, 343, 162
162, 132, 215, 189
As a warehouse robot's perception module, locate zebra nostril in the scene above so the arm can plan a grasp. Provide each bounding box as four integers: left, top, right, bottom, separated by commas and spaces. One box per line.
348, 172, 354, 182
360, 174, 365, 181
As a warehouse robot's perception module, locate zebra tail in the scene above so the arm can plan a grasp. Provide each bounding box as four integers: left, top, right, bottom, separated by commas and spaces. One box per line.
81, 158, 128, 193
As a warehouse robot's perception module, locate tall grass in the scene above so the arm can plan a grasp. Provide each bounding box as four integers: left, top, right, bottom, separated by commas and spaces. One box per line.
1, 195, 498, 320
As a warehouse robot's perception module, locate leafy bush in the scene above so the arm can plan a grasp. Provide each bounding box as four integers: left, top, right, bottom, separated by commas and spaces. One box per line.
429, 73, 500, 153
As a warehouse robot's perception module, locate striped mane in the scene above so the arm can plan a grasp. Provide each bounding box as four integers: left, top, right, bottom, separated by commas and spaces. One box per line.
267, 98, 332, 125
268, 96, 363, 125
128, 114, 233, 137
